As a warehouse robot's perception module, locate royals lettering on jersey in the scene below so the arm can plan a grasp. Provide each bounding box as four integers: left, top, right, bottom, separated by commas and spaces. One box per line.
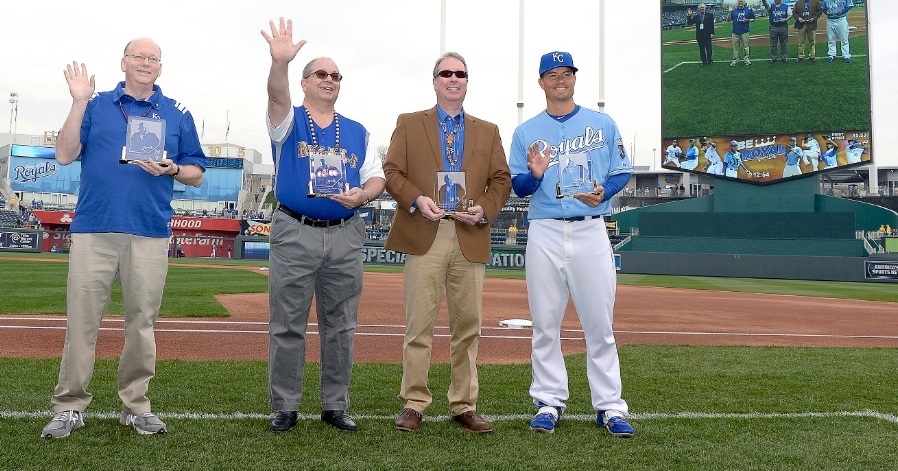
509, 107, 632, 219
296, 141, 352, 164
531, 125, 606, 159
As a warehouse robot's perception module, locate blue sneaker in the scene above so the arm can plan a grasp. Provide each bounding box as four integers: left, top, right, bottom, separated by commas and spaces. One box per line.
530, 404, 562, 433
597, 411, 634, 438
845, 57, 852, 63
827, 56, 835, 62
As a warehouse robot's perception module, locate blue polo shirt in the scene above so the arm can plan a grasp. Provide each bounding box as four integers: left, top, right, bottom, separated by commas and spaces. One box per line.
71, 82, 207, 237
731, 6, 756, 34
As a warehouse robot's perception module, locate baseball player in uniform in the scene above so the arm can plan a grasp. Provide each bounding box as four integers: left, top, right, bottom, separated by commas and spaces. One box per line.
509, 51, 634, 438
821, 139, 839, 168
845, 139, 866, 164
803, 133, 822, 171
724, 140, 753, 178
783, 137, 804, 177
664, 140, 682, 168
682, 138, 699, 170
702, 142, 724, 175
822, 0, 854, 62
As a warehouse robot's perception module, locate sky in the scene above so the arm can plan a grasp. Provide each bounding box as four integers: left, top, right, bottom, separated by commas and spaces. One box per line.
2, 0, 895, 169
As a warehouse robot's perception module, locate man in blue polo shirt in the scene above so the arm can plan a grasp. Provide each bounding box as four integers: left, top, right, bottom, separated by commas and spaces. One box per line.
728, 0, 757, 66
261, 17, 385, 434
42, 37, 207, 439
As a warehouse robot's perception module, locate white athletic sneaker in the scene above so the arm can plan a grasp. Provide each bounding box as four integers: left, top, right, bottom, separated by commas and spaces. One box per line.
730, 60, 738, 66
744, 58, 752, 65
41, 410, 84, 439
121, 411, 167, 435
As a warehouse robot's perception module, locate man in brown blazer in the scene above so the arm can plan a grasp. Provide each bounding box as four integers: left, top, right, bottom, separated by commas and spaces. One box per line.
383, 51, 511, 434
792, 0, 823, 62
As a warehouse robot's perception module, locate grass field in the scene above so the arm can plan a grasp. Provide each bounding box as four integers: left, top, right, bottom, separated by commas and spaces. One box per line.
661, 16, 871, 139
2, 253, 898, 469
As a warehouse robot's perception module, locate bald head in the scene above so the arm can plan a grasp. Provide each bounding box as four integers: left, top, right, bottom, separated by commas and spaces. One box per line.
124, 37, 162, 59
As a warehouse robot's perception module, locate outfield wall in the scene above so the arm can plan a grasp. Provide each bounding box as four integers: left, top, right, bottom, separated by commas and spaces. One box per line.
618, 252, 898, 283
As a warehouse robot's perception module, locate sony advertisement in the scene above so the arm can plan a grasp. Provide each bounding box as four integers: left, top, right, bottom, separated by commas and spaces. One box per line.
660, 0, 871, 185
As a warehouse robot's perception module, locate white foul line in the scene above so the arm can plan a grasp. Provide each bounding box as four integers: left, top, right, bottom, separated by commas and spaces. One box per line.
5, 409, 897, 424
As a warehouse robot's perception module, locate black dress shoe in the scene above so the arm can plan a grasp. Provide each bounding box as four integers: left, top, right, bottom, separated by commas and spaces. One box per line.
321, 410, 357, 432
269, 411, 298, 432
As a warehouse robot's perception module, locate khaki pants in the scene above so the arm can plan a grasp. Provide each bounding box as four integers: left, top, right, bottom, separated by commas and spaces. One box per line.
51, 233, 168, 415
798, 27, 817, 59
732, 32, 751, 61
399, 220, 485, 415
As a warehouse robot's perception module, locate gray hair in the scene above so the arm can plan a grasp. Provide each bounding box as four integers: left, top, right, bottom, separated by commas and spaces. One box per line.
432, 52, 467, 78
302, 57, 336, 78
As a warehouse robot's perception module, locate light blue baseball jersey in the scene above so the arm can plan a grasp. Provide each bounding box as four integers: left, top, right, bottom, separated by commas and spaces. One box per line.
724, 149, 743, 169
822, 0, 853, 18
785, 146, 803, 165
510, 107, 632, 219
821, 147, 838, 167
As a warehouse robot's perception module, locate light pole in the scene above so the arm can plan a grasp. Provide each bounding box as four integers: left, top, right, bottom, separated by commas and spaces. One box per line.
8, 92, 18, 134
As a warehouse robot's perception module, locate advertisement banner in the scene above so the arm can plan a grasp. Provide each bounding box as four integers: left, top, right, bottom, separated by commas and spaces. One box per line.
864, 261, 898, 280
0, 230, 41, 252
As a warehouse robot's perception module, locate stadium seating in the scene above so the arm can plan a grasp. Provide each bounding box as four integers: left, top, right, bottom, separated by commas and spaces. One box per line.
0, 210, 21, 228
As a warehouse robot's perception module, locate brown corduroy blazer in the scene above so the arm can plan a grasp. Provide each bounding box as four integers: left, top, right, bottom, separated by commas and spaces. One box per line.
383, 107, 511, 264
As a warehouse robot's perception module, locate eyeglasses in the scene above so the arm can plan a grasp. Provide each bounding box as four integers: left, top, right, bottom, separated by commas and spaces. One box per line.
305, 70, 343, 82
124, 54, 161, 65
436, 70, 468, 79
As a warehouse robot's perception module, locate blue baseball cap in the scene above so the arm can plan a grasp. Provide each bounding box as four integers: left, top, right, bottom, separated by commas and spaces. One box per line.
539, 51, 578, 76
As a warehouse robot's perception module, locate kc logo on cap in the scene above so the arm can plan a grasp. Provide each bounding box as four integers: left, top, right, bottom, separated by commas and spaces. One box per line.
539, 51, 579, 76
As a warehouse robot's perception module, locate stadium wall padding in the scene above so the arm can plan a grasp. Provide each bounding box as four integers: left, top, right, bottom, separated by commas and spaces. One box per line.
616, 252, 886, 282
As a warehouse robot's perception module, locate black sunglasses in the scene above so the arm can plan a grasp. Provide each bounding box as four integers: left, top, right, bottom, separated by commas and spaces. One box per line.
306, 70, 343, 82
436, 70, 468, 79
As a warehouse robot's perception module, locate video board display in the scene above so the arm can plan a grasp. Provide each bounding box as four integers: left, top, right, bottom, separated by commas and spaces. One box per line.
660, 0, 871, 184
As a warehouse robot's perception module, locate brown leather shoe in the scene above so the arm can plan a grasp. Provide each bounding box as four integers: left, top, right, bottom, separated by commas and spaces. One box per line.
394, 408, 422, 432
451, 411, 492, 433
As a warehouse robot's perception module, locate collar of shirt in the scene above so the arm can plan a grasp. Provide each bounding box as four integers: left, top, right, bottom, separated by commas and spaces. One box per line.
113, 82, 161, 106
547, 105, 581, 123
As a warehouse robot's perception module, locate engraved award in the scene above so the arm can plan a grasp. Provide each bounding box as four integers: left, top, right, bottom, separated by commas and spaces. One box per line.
555, 152, 597, 198
307, 151, 350, 197
435, 171, 471, 216
121, 116, 167, 165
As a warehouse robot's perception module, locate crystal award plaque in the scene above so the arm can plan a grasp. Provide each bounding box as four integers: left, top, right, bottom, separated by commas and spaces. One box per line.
555, 152, 597, 198
435, 171, 471, 215
307, 151, 350, 197
120, 116, 167, 165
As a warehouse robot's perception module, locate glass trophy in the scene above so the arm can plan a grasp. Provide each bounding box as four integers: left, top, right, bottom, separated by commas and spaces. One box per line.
307, 151, 350, 197
555, 152, 597, 198
120, 116, 167, 165
435, 171, 471, 216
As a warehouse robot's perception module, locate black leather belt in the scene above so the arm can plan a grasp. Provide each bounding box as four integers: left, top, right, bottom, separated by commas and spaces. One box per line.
551, 215, 601, 222
278, 205, 355, 227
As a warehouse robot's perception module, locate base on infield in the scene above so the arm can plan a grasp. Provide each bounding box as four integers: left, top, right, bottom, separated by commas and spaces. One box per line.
499, 318, 532, 329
